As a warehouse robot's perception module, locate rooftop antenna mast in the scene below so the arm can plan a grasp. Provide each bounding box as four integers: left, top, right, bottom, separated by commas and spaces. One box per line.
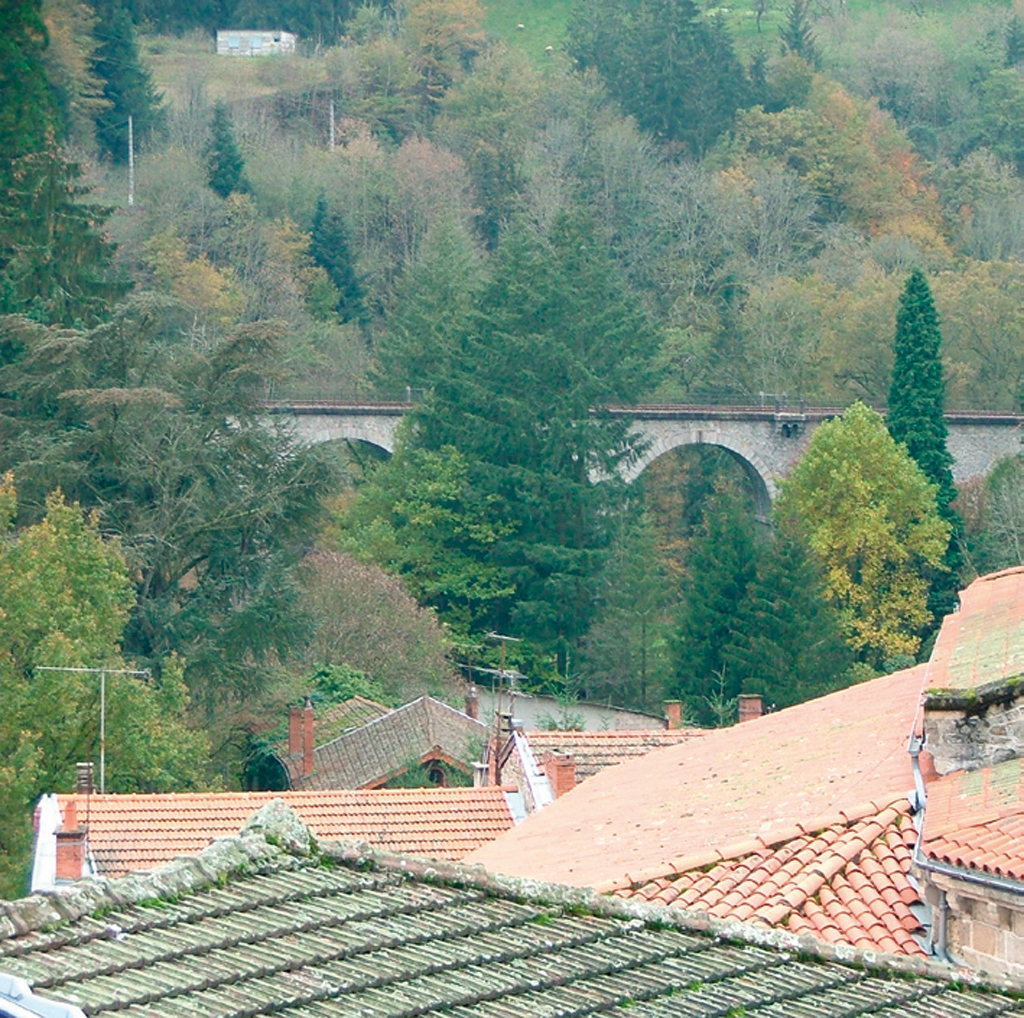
35, 666, 151, 794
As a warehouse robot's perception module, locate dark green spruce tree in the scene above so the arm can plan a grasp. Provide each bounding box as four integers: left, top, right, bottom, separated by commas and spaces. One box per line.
310, 194, 365, 324
779, 0, 821, 68
671, 485, 759, 726
568, 0, 750, 157
0, 0, 60, 165
204, 101, 247, 198
577, 512, 675, 712
373, 209, 660, 677
0, 0, 125, 326
375, 217, 481, 391
888, 268, 961, 620
92, 0, 164, 162
724, 521, 852, 711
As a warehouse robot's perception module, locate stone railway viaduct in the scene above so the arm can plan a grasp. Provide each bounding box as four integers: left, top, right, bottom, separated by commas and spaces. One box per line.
268, 401, 1023, 521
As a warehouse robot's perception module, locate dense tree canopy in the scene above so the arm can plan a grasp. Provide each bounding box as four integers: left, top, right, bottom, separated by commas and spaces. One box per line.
568, 0, 750, 157
776, 402, 950, 666
0, 298, 337, 712
92, 0, 164, 162
0, 0, 1022, 823
0, 479, 209, 897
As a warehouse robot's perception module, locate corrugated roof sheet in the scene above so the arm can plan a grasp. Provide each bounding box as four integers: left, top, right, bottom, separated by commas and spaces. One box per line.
3, 806, 1020, 1017
55, 787, 515, 874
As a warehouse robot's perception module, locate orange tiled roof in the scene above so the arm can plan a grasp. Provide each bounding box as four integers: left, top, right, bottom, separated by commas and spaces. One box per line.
468, 663, 928, 889
925, 566, 1024, 694
921, 756, 1024, 881
526, 729, 697, 780
610, 797, 925, 957
56, 787, 516, 876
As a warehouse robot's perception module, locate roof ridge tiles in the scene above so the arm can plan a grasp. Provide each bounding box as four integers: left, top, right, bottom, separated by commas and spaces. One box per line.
7, 806, 1021, 1012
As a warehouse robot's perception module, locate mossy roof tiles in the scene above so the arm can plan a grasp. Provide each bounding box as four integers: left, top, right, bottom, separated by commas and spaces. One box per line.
525, 730, 697, 780
924, 567, 1024, 695
2, 806, 1022, 1016
280, 696, 487, 790
921, 757, 1024, 881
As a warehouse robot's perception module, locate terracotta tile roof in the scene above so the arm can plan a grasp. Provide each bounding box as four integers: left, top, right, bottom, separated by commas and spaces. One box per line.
4, 803, 1019, 1018
921, 757, 1024, 881
469, 663, 928, 889
282, 695, 487, 790
611, 797, 926, 956
55, 787, 516, 875
925, 567, 1024, 694
526, 729, 698, 780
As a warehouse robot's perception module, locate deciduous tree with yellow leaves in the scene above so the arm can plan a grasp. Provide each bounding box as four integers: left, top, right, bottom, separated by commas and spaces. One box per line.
776, 402, 950, 667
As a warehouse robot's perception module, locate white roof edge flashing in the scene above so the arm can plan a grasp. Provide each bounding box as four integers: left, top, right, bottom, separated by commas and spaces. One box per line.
512, 729, 554, 810
30, 794, 60, 893
0, 973, 87, 1018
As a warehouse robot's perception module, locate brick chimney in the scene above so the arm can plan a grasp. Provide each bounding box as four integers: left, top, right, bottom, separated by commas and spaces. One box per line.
664, 700, 683, 730
289, 705, 302, 756
738, 693, 763, 723
56, 799, 87, 882
303, 694, 315, 777
464, 684, 479, 720
545, 751, 576, 798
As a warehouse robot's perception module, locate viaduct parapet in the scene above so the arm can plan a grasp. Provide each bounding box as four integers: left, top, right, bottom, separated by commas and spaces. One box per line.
269, 402, 1022, 518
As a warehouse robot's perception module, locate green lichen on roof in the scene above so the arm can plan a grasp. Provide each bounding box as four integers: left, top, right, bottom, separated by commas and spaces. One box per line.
2, 802, 1022, 1017
924, 569, 1024, 698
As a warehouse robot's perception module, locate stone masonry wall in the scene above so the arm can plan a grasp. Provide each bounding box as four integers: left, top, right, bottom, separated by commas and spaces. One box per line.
945, 881, 1024, 982
924, 698, 1024, 776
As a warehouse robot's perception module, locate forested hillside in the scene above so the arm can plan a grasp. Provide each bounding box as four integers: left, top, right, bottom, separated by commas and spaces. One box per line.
0, 0, 1022, 891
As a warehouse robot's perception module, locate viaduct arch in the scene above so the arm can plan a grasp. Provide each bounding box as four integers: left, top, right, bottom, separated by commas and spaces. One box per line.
270, 402, 1023, 516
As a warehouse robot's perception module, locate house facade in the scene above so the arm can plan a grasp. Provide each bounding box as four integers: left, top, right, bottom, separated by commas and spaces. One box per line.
215, 29, 297, 56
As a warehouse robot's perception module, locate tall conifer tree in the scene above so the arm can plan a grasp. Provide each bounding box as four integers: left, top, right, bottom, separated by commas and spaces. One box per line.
568, 0, 749, 156
671, 486, 759, 725
888, 269, 960, 612
310, 194, 365, 324
204, 101, 247, 198
724, 522, 851, 710
92, 0, 164, 162
383, 209, 659, 675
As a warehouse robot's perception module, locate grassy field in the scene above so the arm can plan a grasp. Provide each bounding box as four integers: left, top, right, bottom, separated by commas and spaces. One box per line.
481, 0, 573, 63
143, 0, 1011, 109
143, 31, 328, 107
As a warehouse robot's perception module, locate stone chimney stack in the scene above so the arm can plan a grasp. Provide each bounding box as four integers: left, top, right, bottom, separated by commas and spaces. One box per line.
464, 684, 479, 720
303, 695, 315, 777
544, 751, 577, 798
664, 700, 683, 730
289, 705, 303, 756
738, 694, 763, 723
55, 799, 86, 882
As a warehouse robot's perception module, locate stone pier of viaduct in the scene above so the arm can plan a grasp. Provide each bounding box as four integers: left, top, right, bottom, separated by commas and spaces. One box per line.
268, 402, 1023, 520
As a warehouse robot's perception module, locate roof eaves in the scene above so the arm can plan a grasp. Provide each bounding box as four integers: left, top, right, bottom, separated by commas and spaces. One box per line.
924, 673, 1024, 710
598, 793, 913, 894
2, 802, 307, 943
